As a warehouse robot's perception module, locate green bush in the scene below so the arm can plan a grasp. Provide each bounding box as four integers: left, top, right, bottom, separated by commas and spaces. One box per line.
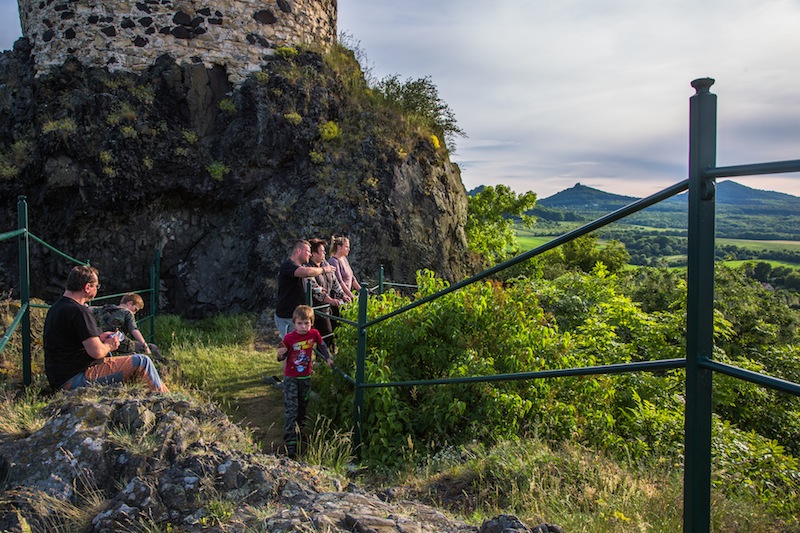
283, 112, 302, 126
206, 161, 230, 181
275, 46, 299, 60
218, 98, 237, 114
318, 121, 341, 141
41, 118, 77, 134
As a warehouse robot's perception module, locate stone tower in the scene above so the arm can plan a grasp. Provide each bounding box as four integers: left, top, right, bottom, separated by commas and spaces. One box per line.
16, 0, 337, 84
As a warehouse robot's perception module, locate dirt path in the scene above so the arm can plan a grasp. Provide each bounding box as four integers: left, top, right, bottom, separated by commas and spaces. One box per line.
225, 328, 286, 454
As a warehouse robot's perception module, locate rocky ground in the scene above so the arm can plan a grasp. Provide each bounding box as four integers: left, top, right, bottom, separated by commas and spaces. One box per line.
0, 385, 562, 532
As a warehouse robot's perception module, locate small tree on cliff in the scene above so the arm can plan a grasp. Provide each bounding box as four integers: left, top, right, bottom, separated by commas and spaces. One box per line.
375, 74, 466, 152
466, 184, 537, 267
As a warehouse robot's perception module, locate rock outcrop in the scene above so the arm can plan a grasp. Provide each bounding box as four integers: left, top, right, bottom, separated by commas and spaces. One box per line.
0, 39, 475, 317
0, 387, 552, 532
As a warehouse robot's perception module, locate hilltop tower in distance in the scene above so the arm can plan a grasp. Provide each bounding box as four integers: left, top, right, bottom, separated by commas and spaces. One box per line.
15, 0, 337, 84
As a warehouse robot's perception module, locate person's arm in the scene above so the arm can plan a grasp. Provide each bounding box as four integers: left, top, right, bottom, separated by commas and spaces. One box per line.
294, 264, 334, 278
315, 336, 333, 367
83, 332, 119, 359
124, 311, 151, 354
130, 329, 152, 354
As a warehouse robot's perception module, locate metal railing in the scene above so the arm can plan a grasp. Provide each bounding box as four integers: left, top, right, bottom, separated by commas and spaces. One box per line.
0, 195, 161, 385
333, 79, 800, 532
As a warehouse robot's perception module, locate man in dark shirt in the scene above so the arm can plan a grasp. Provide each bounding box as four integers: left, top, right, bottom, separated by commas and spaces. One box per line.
274, 240, 336, 338
44, 265, 168, 392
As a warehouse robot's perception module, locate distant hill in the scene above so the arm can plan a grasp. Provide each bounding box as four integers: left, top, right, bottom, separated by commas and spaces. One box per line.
537, 180, 800, 215
538, 183, 639, 211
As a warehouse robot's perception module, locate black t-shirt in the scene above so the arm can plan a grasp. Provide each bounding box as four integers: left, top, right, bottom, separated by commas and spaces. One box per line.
275, 259, 306, 318
44, 296, 101, 388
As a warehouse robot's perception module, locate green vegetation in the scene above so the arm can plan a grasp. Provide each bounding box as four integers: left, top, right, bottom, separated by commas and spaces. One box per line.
283, 112, 302, 126
374, 74, 465, 152
206, 161, 230, 181
275, 46, 299, 60
2, 271, 798, 530
466, 185, 537, 267
41, 117, 77, 135
218, 98, 237, 114
318, 120, 341, 141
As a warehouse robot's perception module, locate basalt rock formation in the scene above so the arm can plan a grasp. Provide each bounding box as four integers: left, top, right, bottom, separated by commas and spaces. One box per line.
0, 39, 474, 316
0, 387, 559, 532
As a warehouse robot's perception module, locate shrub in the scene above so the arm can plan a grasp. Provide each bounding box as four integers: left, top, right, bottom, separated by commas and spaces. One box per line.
206, 161, 230, 181
318, 121, 341, 141
0, 163, 19, 180
275, 46, 298, 60
218, 98, 237, 114
41, 118, 77, 134
309, 151, 325, 164
120, 125, 137, 139
283, 112, 302, 126
182, 129, 199, 144
255, 71, 270, 84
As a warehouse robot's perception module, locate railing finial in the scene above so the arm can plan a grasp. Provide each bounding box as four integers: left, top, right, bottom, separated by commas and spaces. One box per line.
691, 77, 715, 94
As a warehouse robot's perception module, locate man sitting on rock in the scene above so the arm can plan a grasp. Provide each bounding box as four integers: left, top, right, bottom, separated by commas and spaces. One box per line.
92, 292, 163, 361
44, 265, 169, 393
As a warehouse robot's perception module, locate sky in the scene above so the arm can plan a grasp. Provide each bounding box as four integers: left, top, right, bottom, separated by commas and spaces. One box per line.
3, 0, 800, 199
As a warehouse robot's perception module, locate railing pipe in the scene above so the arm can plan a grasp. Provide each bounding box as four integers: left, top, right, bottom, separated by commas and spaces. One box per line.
0, 228, 25, 241
378, 265, 384, 295
0, 303, 28, 355
352, 286, 369, 455
702, 359, 800, 397
704, 159, 800, 178
17, 196, 32, 386
27, 232, 88, 265
359, 358, 686, 389
364, 179, 688, 329
684, 77, 717, 533
150, 247, 161, 342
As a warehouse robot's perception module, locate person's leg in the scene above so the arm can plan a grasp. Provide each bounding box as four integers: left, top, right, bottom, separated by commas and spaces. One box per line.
64, 355, 168, 393
314, 313, 334, 353
296, 378, 311, 438
282, 377, 299, 458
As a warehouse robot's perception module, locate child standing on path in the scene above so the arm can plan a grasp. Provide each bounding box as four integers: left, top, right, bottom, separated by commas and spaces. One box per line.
276, 305, 333, 459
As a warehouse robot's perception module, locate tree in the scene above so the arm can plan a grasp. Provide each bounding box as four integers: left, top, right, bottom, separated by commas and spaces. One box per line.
465, 185, 537, 267
375, 74, 466, 152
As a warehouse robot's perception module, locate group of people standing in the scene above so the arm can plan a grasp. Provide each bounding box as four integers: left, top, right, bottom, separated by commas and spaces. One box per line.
273, 235, 361, 458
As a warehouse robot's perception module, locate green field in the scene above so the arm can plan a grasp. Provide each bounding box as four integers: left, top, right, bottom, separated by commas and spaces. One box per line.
716, 238, 800, 252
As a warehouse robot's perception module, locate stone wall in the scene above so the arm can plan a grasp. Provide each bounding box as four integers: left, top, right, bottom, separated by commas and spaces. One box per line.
16, 0, 337, 84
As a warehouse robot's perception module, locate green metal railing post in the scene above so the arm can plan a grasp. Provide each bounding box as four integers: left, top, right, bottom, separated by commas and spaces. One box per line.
684, 77, 717, 533
148, 247, 161, 342
17, 196, 31, 386
378, 265, 384, 295
353, 287, 369, 456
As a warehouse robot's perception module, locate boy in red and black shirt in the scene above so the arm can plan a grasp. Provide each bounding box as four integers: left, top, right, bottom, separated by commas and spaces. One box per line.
277, 305, 333, 458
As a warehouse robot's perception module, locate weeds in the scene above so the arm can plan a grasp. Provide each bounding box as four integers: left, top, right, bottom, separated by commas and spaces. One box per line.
0, 384, 50, 437
301, 415, 355, 476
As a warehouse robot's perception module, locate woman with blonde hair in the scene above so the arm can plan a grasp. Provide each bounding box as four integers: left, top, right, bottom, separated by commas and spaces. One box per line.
328, 235, 361, 301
